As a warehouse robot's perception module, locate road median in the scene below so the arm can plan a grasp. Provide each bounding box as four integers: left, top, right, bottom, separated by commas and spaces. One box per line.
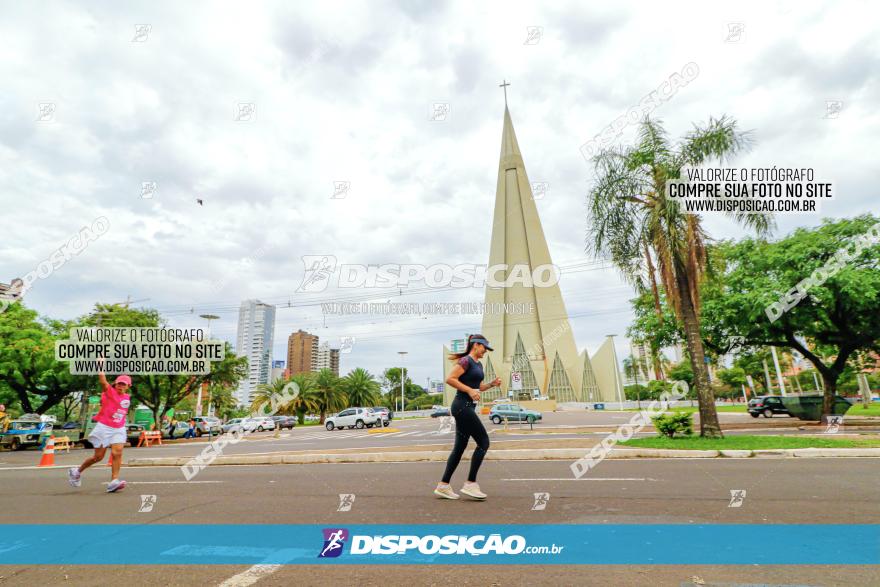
126, 446, 880, 467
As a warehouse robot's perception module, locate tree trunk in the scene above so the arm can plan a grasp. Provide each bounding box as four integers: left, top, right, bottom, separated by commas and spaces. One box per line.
674, 261, 723, 438
644, 243, 666, 381
821, 373, 837, 417
319, 409, 326, 424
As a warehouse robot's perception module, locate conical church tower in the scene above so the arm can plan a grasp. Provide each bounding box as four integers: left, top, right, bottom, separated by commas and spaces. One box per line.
442, 104, 620, 405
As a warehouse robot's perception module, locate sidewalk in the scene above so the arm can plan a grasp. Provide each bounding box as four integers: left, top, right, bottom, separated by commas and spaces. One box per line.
127, 437, 880, 467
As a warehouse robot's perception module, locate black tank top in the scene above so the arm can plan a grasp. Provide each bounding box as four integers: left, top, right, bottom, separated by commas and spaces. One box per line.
456, 356, 484, 397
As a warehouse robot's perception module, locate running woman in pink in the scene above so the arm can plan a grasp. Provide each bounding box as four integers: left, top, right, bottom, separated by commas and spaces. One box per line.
69, 362, 132, 492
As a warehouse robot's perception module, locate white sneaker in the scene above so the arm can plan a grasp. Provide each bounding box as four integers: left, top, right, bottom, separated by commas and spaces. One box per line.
68, 467, 81, 488
106, 479, 127, 493
460, 482, 487, 500
433, 484, 460, 500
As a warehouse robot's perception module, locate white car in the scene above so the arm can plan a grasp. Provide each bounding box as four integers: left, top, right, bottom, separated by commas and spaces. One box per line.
325, 407, 382, 430
245, 416, 276, 432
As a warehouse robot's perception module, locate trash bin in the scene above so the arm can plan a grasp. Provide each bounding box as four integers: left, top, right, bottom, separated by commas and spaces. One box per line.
781, 395, 852, 421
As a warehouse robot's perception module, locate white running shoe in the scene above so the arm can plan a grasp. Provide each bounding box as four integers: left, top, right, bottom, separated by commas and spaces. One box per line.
460, 482, 487, 500
433, 484, 460, 500
68, 467, 81, 488
106, 479, 127, 493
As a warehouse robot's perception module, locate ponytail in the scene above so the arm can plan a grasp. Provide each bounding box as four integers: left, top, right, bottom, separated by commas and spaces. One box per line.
448, 334, 484, 361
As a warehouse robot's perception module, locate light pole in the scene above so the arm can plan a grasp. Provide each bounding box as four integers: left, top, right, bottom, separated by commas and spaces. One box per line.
199, 314, 220, 417
398, 351, 408, 416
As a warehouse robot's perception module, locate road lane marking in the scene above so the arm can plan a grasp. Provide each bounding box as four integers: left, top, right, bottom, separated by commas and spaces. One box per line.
502, 477, 656, 481
218, 564, 281, 586
102, 480, 225, 485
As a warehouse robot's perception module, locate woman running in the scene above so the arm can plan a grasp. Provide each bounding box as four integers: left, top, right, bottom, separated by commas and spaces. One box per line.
435, 334, 501, 500
69, 362, 131, 493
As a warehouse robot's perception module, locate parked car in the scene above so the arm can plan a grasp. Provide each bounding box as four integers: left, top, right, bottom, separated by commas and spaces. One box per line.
489, 404, 542, 425
270, 415, 296, 430
192, 416, 223, 436
245, 416, 276, 432
369, 407, 392, 425
325, 407, 382, 430
222, 418, 252, 433
126, 423, 146, 446
430, 408, 450, 418
164, 421, 191, 439
748, 395, 794, 418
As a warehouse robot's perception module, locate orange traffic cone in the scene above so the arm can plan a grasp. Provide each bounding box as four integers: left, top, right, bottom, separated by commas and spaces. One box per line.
38, 436, 56, 467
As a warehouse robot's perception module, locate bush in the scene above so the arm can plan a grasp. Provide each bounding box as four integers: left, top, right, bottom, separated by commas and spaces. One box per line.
651, 412, 694, 438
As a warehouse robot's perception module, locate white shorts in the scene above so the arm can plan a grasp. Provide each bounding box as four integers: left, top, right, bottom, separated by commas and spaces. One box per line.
88, 422, 127, 448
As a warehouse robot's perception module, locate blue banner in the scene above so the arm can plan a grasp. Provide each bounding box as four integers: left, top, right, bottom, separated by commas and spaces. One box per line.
0, 525, 877, 565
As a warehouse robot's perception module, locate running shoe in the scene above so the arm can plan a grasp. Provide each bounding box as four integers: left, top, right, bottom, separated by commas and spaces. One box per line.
106, 479, 127, 493
460, 482, 487, 500
433, 484, 460, 500
68, 467, 81, 488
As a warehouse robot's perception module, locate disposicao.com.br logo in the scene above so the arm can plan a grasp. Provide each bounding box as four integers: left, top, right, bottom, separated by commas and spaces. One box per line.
318, 528, 563, 558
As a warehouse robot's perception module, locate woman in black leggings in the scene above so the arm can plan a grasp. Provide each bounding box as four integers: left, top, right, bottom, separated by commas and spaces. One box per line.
434, 334, 501, 500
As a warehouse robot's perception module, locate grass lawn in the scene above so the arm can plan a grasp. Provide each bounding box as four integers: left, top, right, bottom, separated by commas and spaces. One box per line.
624, 405, 747, 413
619, 434, 880, 450
623, 403, 880, 416
845, 403, 880, 416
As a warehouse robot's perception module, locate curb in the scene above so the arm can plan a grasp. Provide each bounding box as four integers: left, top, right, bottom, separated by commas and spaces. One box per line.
126, 446, 880, 467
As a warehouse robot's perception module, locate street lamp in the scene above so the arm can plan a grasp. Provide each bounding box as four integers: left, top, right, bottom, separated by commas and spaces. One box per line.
398, 351, 408, 416
199, 315, 220, 418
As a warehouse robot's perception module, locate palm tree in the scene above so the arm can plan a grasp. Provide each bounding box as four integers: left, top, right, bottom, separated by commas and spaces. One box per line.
251, 377, 293, 415
285, 374, 320, 424
342, 367, 381, 408
313, 369, 347, 423
587, 115, 773, 437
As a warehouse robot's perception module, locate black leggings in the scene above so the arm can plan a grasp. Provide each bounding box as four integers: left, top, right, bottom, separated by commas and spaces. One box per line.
441, 396, 490, 483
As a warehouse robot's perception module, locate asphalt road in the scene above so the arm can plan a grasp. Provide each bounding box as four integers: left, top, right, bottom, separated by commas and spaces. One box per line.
1, 456, 878, 586
3, 411, 866, 470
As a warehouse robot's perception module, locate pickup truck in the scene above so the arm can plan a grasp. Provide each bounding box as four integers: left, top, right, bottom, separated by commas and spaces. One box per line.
0, 416, 83, 451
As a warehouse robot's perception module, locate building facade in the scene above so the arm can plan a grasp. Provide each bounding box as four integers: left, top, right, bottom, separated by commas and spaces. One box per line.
442, 106, 618, 405
287, 330, 320, 375
314, 342, 341, 376
235, 299, 276, 406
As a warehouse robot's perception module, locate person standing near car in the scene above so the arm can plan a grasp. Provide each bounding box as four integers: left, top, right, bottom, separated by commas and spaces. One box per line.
183, 418, 196, 439
0, 404, 9, 434
434, 334, 501, 501
167, 417, 178, 439
68, 361, 131, 493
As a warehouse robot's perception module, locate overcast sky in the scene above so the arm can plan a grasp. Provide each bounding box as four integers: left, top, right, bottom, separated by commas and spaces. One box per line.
2, 0, 877, 387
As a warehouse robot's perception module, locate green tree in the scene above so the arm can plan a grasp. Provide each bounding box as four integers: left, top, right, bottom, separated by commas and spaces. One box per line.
341, 367, 381, 408
284, 373, 321, 424
627, 292, 680, 381
700, 215, 880, 416
667, 361, 694, 391
716, 367, 746, 391
313, 369, 347, 423
0, 302, 93, 414
587, 115, 773, 437
381, 367, 425, 408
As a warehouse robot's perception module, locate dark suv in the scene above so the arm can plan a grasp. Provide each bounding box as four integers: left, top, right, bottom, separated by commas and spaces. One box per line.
748, 395, 793, 418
